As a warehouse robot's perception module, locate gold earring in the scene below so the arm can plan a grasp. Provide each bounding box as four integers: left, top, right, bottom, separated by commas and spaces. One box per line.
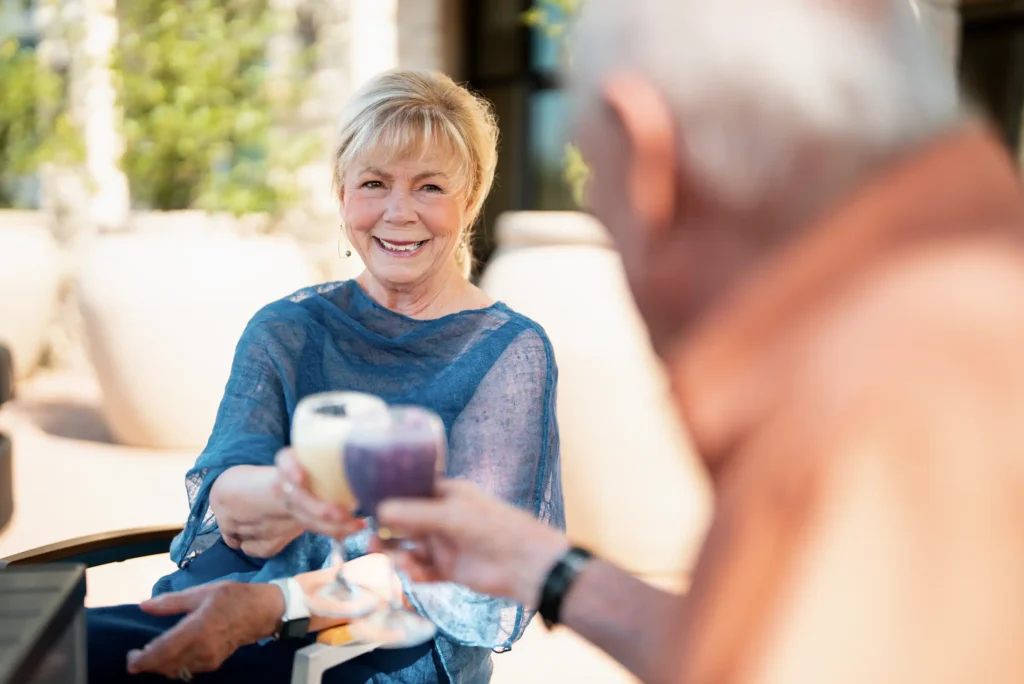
338, 226, 352, 258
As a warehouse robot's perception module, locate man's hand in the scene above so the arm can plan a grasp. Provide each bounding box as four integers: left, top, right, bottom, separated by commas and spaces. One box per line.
376, 479, 569, 606
126, 582, 284, 679
275, 448, 367, 539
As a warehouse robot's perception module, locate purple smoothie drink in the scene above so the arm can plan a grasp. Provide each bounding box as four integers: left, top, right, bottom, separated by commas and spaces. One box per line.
342, 405, 446, 649
342, 406, 446, 517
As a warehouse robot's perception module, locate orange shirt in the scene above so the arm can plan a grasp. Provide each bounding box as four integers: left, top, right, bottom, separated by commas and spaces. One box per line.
669, 125, 1024, 683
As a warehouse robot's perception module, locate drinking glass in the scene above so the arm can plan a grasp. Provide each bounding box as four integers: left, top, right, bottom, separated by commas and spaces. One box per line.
344, 405, 446, 648
290, 391, 388, 619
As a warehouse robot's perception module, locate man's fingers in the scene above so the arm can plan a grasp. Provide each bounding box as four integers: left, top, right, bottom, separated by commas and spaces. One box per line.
377, 498, 455, 536
434, 478, 479, 497
139, 586, 208, 616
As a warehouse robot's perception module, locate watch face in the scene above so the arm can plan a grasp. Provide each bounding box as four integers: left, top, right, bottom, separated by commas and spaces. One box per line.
281, 616, 311, 640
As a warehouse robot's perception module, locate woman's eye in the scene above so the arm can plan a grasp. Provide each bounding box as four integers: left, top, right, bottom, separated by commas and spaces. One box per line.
360, 180, 384, 189
421, 184, 444, 193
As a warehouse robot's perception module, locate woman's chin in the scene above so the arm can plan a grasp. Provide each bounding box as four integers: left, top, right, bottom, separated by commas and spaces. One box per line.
365, 261, 431, 287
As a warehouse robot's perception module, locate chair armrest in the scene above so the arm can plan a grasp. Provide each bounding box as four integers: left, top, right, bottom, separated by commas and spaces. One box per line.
0, 343, 13, 408
0, 524, 184, 568
290, 642, 378, 684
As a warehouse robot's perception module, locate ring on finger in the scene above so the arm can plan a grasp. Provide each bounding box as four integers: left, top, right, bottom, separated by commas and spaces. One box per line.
281, 480, 295, 511
177, 666, 193, 682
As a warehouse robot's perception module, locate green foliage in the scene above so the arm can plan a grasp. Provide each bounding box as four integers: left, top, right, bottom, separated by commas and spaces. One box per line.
113, 0, 316, 214
0, 38, 82, 208
562, 142, 590, 208
521, 0, 583, 38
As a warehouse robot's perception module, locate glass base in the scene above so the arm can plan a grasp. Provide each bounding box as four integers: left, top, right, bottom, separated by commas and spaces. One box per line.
305, 581, 380, 620
350, 608, 437, 649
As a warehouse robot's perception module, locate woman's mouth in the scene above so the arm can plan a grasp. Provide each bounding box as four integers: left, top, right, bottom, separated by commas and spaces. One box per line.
373, 237, 427, 257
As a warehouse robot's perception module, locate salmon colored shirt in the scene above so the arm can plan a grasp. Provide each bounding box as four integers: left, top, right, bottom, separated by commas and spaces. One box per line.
669, 125, 1024, 683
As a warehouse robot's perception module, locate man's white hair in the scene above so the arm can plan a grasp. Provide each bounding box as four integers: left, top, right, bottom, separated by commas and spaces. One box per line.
570, 0, 961, 212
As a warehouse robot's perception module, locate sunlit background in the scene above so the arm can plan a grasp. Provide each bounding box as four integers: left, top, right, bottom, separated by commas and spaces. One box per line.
0, 0, 1018, 681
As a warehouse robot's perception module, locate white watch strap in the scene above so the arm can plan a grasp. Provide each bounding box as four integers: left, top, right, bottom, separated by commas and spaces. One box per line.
270, 577, 310, 623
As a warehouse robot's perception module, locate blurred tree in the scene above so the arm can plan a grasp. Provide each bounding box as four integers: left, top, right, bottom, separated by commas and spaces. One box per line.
113, 0, 318, 215
522, 0, 590, 208
521, 0, 583, 39
0, 38, 82, 208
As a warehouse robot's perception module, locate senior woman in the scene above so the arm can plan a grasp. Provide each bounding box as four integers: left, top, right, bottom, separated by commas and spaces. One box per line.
86, 69, 564, 684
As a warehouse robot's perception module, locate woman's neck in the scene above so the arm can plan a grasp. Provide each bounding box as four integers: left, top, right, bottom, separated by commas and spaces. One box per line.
356, 267, 485, 320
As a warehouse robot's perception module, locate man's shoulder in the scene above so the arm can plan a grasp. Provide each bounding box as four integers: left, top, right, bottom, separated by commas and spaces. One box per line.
795, 239, 1024, 429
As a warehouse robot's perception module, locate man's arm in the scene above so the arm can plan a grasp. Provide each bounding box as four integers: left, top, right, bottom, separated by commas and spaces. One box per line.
560, 560, 686, 684
380, 482, 689, 684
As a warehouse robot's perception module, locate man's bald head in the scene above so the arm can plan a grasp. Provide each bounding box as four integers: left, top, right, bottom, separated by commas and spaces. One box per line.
571, 0, 958, 211
568, 0, 962, 355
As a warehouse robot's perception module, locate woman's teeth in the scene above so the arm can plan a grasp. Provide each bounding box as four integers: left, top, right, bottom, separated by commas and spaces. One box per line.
376, 238, 425, 253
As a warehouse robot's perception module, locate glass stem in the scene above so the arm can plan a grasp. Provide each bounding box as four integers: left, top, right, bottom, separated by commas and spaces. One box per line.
384, 548, 404, 611
332, 537, 357, 596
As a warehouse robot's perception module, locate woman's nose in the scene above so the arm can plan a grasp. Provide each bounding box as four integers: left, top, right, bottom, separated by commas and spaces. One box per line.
384, 190, 416, 224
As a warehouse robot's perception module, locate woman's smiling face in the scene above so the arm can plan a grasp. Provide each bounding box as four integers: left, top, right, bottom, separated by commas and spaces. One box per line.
340, 147, 466, 290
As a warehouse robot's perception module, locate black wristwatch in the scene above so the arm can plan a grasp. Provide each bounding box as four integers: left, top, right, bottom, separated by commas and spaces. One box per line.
538, 546, 594, 629
269, 577, 311, 640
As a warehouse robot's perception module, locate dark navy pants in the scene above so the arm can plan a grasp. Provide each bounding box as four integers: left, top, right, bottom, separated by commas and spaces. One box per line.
86, 540, 442, 683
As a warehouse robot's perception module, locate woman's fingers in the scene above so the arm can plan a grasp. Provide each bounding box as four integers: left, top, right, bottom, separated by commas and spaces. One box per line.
274, 447, 375, 539
274, 448, 306, 487
274, 447, 363, 536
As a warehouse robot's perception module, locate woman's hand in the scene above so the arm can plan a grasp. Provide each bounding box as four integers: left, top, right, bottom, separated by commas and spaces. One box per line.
126, 582, 284, 679
375, 479, 570, 606
274, 448, 367, 539
211, 465, 304, 558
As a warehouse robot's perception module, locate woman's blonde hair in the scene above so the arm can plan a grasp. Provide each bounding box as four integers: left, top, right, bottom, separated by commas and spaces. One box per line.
333, 69, 500, 273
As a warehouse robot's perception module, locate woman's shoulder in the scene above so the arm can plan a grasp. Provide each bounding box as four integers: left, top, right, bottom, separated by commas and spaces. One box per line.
241, 281, 355, 342
486, 304, 557, 370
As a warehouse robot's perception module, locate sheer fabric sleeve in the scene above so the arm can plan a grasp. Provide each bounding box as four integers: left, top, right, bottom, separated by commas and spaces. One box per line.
170, 305, 297, 565
406, 326, 565, 650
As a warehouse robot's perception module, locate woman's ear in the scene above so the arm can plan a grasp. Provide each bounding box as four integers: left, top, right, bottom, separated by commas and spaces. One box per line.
336, 185, 347, 217
601, 71, 678, 236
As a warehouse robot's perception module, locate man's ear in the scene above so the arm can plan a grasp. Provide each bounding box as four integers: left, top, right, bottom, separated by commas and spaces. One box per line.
601, 71, 678, 234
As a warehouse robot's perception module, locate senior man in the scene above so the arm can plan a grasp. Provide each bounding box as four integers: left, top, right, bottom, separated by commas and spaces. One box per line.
369, 0, 1024, 682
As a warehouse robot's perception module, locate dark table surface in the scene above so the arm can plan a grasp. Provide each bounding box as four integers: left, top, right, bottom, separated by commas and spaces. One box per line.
0, 565, 86, 684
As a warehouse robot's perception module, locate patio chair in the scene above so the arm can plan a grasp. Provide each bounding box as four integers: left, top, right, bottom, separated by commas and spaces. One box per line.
0, 528, 376, 683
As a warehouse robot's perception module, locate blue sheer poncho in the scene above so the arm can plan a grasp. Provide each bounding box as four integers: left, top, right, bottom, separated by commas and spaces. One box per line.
157, 279, 564, 683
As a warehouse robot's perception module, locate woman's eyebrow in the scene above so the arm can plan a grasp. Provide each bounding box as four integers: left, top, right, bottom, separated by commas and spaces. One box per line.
359, 167, 449, 182
412, 170, 449, 181
361, 166, 393, 180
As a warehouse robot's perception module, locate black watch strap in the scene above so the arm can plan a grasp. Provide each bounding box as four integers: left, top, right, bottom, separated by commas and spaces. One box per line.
538, 546, 594, 629
276, 616, 311, 641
